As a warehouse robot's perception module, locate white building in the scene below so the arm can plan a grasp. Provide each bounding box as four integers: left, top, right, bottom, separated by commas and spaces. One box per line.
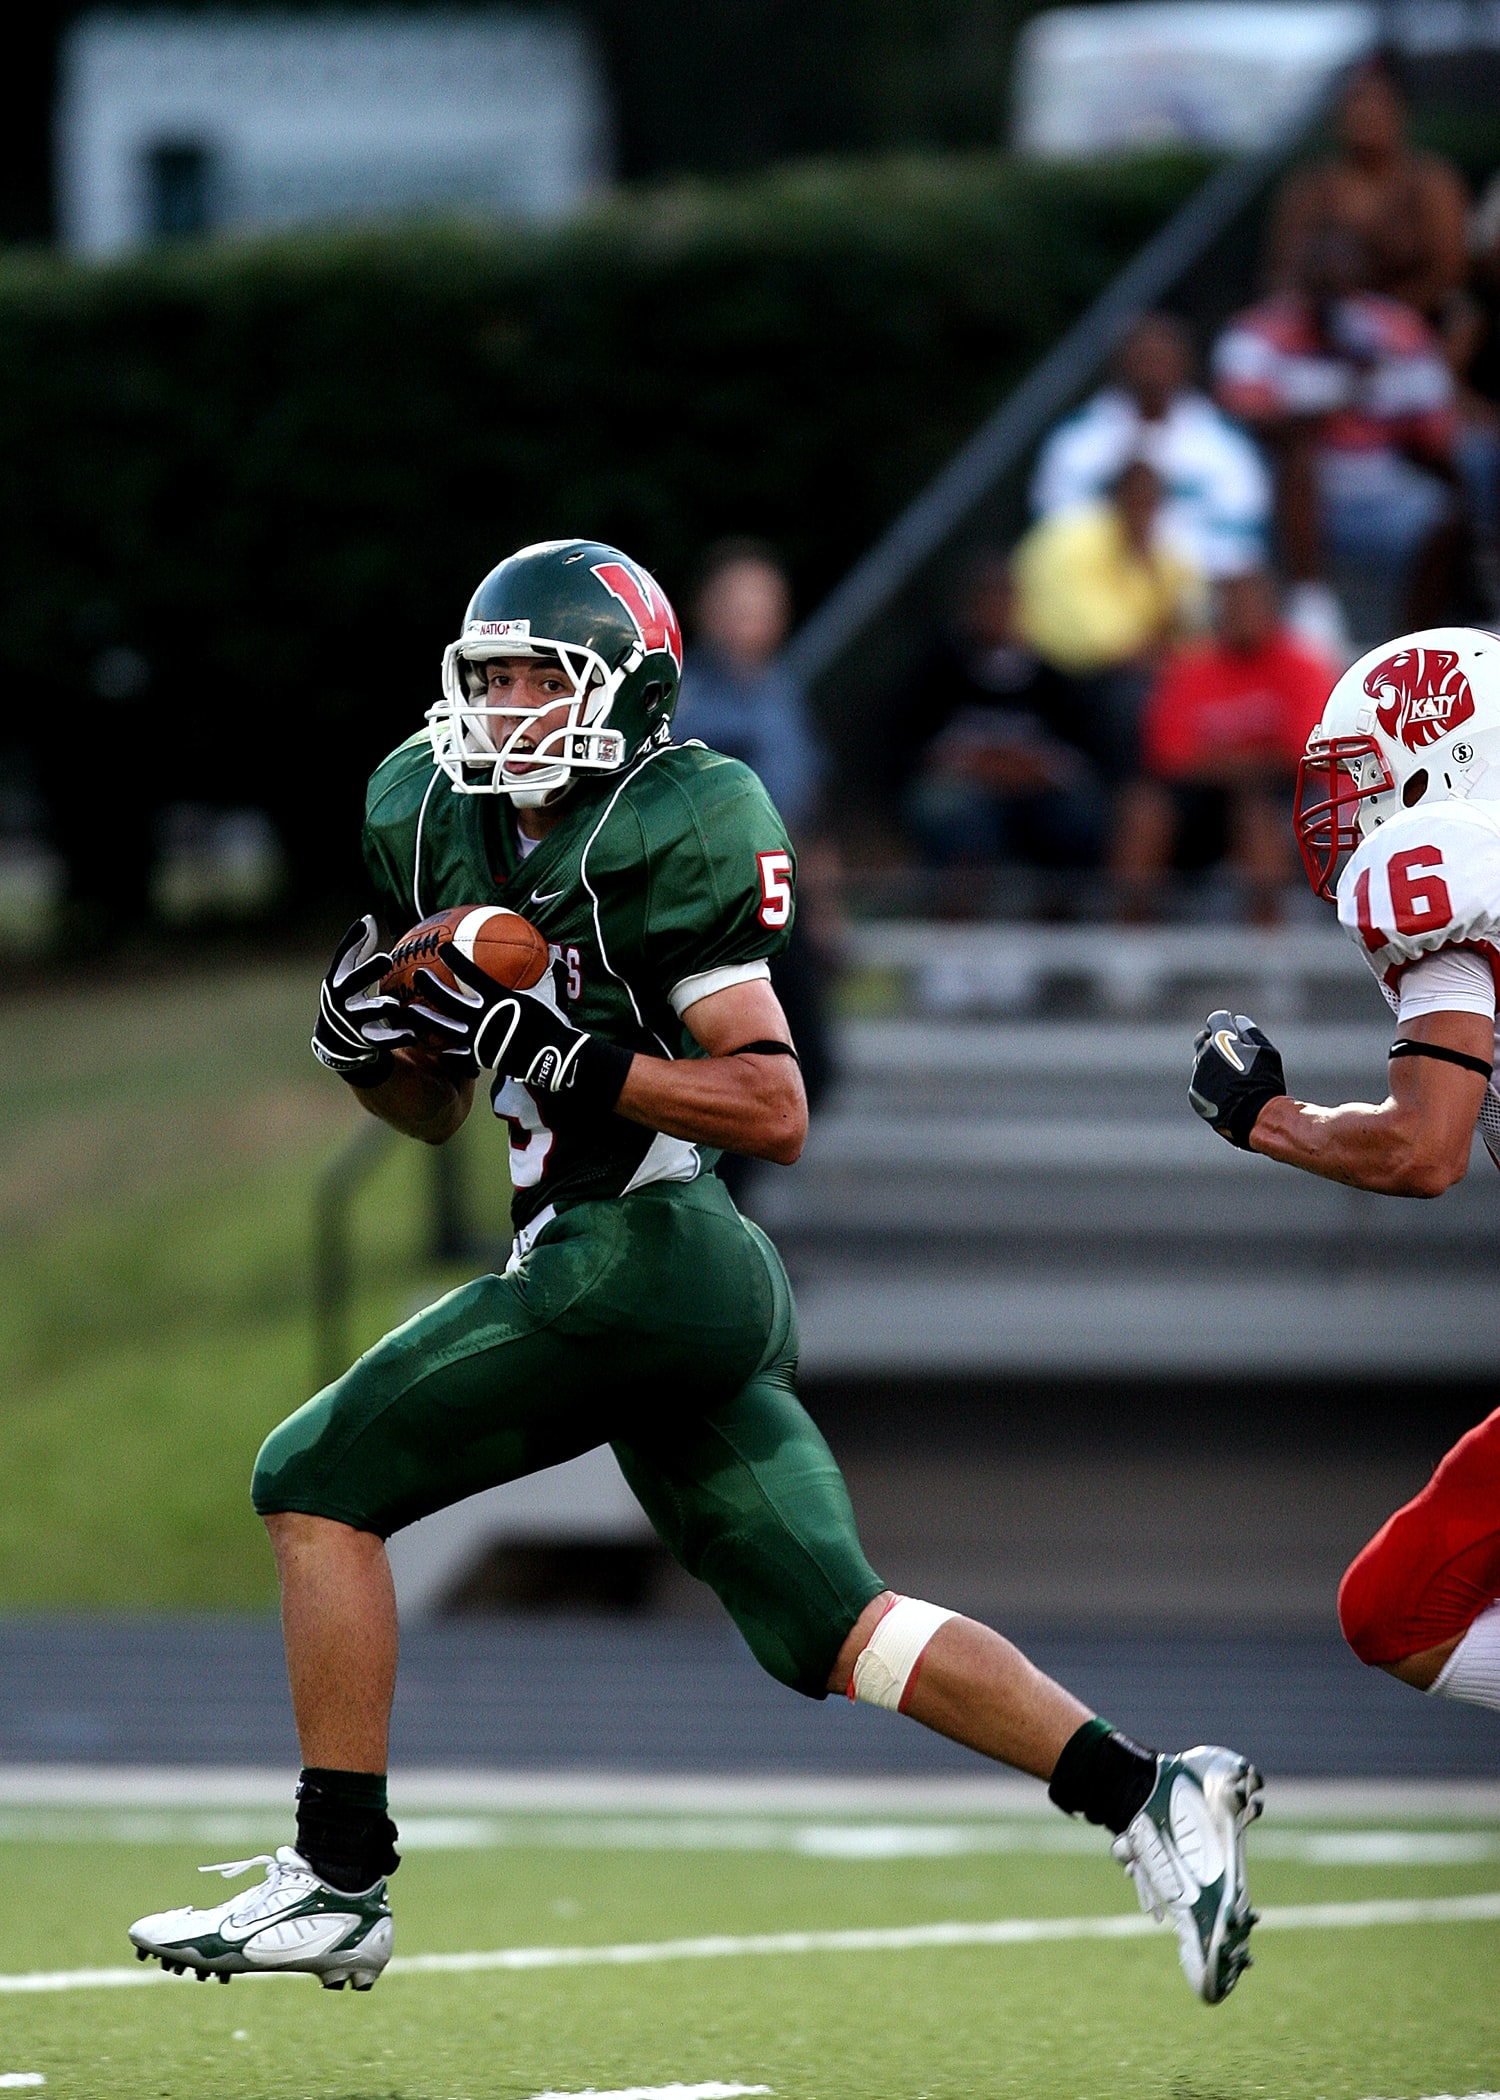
1011, 3, 1496, 158
57, 10, 610, 255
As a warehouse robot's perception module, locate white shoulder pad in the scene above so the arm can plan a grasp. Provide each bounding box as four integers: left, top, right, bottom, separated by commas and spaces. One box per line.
1337, 801, 1500, 976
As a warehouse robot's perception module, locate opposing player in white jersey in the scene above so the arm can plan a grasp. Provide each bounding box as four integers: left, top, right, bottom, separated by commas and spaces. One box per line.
1189, 628, 1500, 1715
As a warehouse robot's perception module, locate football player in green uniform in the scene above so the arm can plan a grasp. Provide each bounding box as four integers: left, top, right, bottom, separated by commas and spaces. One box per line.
129, 539, 1261, 2002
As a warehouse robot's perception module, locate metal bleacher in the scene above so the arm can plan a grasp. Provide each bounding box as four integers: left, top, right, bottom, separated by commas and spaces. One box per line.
745, 923, 1500, 1380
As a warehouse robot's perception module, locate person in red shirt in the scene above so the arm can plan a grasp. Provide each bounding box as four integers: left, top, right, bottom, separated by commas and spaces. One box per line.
1112, 571, 1334, 921
1214, 226, 1460, 655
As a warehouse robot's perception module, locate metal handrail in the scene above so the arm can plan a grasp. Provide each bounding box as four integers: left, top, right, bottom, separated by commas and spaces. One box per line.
781, 85, 1338, 691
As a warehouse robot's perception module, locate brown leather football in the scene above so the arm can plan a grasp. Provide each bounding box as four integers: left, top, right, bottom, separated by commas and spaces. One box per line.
383, 905, 550, 1002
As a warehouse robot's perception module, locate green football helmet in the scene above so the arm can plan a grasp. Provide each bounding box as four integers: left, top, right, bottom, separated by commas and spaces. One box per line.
428, 539, 683, 807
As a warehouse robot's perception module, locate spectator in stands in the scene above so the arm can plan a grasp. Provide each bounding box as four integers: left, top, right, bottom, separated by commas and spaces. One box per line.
1215, 225, 1460, 658
1267, 59, 1469, 324
1450, 175, 1500, 602
675, 540, 832, 1188
675, 538, 822, 836
905, 550, 1105, 871
1031, 312, 1271, 581
1113, 570, 1334, 923
1011, 457, 1205, 782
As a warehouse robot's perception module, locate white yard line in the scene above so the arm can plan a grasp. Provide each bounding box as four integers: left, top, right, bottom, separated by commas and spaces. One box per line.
528, 2086, 768, 2100
2, 1768, 1499, 1821
4, 1892, 1498, 1996
2, 1813, 1497, 1866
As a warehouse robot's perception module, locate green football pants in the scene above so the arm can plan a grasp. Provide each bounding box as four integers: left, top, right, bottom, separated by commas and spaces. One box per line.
253, 1176, 885, 1696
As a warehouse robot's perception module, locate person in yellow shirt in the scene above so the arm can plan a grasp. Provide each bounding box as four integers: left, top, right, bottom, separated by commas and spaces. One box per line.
1010, 458, 1205, 791
1012, 458, 1204, 675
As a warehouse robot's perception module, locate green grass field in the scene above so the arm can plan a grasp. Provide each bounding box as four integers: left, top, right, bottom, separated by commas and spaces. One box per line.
0, 960, 509, 1606
1, 1802, 1496, 2100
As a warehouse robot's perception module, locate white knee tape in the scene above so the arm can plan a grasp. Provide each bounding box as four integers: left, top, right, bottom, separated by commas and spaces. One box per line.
849, 1596, 957, 1713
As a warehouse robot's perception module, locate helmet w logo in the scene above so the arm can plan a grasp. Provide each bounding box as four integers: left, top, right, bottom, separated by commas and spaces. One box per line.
592, 561, 683, 673
1367, 646, 1476, 753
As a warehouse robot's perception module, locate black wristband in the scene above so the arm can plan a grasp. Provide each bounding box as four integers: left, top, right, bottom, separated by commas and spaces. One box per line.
1389, 1038, 1494, 1079
1222, 1078, 1284, 1150
341, 1047, 395, 1090
572, 1034, 634, 1110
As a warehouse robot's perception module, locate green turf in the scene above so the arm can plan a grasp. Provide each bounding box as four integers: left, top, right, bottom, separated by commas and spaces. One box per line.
0, 1813, 1495, 2100
0, 961, 511, 1605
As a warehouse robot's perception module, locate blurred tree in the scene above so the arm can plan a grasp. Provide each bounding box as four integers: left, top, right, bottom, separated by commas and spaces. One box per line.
1, 3, 69, 242
580, 0, 1032, 176
0, 153, 1201, 928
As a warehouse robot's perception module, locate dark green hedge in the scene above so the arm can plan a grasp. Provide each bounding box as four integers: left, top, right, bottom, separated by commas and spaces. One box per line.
0, 150, 1204, 918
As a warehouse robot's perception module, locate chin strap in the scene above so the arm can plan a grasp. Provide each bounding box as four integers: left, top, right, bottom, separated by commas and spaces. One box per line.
1389, 1038, 1494, 1079
728, 1039, 801, 1063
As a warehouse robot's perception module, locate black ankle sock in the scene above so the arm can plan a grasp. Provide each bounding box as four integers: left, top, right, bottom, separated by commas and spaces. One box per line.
1047, 1717, 1158, 1835
295, 1768, 400, 1892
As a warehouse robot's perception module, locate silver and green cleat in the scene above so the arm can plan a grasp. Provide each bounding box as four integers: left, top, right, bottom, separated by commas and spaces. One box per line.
1112, 1744, 1263, 2003
128, 1847, 392, 1990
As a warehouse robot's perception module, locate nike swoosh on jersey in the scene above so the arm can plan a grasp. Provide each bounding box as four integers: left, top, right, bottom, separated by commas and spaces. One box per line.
529, 887, 566, 905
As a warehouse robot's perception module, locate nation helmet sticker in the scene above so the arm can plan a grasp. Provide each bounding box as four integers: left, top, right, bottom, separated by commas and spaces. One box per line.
1365, 645, 1476, 752
467, 618, 532, 640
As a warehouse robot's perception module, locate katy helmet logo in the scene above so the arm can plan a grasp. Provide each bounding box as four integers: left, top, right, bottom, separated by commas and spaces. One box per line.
592, 561, 683, 673
1366, 646, 1476, 753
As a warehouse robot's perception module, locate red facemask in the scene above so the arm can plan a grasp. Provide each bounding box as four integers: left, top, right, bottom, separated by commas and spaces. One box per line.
1294, 733, 1394, 899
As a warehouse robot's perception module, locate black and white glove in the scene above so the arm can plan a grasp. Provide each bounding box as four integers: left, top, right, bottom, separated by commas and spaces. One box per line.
311, 915, 413, 1087
1188, 1009, 1287, 1149
411, 944, 634, 1108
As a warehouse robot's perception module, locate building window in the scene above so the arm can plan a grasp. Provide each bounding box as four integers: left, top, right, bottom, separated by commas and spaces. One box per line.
145, 140, 214, 239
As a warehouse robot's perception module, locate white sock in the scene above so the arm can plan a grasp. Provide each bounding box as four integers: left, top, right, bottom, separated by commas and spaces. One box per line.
1430, 1599, 1500, 1712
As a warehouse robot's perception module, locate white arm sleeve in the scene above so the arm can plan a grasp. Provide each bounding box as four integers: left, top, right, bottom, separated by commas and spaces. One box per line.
668, 957, 771, 1018
1396, 948, 1498, 1024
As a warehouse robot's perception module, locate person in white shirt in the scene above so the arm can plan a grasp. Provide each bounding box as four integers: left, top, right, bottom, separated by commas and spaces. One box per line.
1032, 313, 1271, 584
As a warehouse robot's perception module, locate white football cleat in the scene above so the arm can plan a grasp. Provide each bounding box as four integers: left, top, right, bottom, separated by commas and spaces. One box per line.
1111, 1745, 1263, 2003
128, 1847, 392, 1989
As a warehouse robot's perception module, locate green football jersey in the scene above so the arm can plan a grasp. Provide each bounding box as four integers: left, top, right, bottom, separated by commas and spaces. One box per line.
362, 733, 796, 1232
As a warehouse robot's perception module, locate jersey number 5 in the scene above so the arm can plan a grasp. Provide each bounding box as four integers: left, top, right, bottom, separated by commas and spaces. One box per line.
757, 850, 793, 929
1355, 846, 1454, 952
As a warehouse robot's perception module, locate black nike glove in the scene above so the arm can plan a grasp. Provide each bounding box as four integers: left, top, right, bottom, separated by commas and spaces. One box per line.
410, 943, 634, 1108
1188, 1009, 1287, 1149
311, 915, 414, 1087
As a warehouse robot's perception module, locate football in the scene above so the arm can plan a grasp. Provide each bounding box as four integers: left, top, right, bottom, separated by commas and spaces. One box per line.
382, 905, 550, 1003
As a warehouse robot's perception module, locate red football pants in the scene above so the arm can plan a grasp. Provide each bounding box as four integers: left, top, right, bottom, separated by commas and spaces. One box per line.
1339, 1405, 1500, 1666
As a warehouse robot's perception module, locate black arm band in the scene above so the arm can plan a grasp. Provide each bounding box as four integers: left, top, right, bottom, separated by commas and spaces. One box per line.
1389, 1038, 1494, 1079
728, 1039, 801, 1063
573, 1034, 635, 1110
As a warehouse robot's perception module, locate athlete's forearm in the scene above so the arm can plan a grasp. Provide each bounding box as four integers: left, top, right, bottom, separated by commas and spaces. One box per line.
352, 1050, 475, 1146
1249, 1093, 1465, 1198
615, 1050, 807, 1165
